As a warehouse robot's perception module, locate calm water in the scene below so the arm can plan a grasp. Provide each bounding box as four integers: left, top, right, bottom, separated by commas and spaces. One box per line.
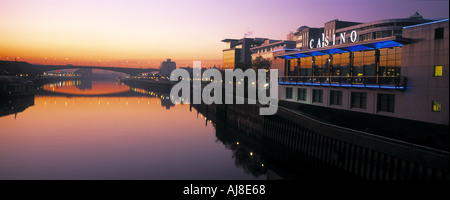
0, 80, 265, 180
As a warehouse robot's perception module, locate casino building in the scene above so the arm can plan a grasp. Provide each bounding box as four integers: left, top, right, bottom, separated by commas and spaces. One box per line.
222, 38, 269, 70
273, 16, 448, 125
250, 39, 296, 61
222, 37, 296, 70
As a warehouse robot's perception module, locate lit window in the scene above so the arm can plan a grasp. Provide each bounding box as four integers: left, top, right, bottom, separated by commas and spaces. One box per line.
432, 101, 441, 112
434, 65, 443, 77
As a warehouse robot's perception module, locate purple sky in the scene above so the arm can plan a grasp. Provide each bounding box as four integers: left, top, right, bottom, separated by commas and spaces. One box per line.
0, 0, 448, 67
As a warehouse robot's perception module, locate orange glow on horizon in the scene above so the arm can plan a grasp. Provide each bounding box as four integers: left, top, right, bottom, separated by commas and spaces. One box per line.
0, 0, 225, 68
1, 0, 448, 68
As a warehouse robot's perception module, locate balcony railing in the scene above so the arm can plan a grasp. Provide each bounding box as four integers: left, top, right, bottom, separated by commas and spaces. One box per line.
278, 76, 406, 90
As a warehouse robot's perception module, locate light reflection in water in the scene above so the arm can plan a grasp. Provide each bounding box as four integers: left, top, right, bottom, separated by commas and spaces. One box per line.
0, 80, 265, 180
42, 80, 130, 95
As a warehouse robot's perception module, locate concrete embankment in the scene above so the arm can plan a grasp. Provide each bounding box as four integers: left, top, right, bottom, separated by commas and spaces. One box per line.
194, 103, 449, 180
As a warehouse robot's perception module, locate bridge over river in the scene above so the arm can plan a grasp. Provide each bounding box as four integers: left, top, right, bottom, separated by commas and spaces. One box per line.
0, 61, 158, 76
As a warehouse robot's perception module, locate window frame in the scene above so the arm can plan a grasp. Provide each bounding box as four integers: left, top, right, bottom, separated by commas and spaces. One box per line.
435, 27, 444, 40
285, 87, 293, 99
312, 89, 323, 103
434, 65, 443, 77
351, 92, 367, 109
330, 90, 343, 106
297, 88, 307, 101
377, 93, 395, 113
432, 101, 441, 112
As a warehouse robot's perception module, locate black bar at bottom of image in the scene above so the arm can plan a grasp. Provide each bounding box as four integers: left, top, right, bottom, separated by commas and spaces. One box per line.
0, 180, 448, 199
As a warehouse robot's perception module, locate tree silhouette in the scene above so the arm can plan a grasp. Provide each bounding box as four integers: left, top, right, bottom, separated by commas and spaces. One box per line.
251, 56, 271, 71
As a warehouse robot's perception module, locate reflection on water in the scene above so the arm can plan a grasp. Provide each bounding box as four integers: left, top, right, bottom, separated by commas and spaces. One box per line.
3, 79, 445, 180
42, 80, 129, 95
131, 87, 174, 110
0, 95, 35, 119
0, 80, 265, 180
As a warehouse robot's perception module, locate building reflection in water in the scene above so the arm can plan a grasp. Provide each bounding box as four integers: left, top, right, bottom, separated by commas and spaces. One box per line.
0, 81, 264, 180
190, 105, 267, 178
0, 79, 409, 180
130, 87, 174, 110
2, 79, 446, 180
215, 128, 267, 178
192, 101, 449, 180
36, 80, 175, 110
191, 103, 364, 180
42, 80, 129, 96
0, 95, 35, 119
76, 80, 92, 90
5, 79, 176, 114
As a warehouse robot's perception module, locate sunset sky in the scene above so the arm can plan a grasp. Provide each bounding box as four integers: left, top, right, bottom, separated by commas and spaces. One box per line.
0, 0, 449, 68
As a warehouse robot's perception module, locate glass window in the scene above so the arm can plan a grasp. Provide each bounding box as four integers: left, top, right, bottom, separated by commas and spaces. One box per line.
339, 53, 350, 77
331, 54, 340, 76
435, 28, 444, 39
300, 57, 313, 76
353, 50, 377, 77
432, 101, 441, 112
313, 55, 331, 77
223, 50, 237, 70
395, 47, 402, 76
379, 47, 401, 77
382, 30, 392, 38
330, 90, 343, 106
312, 89, 323, 103
434, 65, 443, 77
351, 92, 367, 109
377, 94, 395, 113
297, 88, 307, 101
353, 51, 364, 76
286, 87, 293, 99
287, 59, 299, 76
364, 50, 376, 78
330, 57, 341, 81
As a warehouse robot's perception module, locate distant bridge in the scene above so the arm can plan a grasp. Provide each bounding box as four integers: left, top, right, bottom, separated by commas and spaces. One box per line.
0, 61, 159, 76
35, 65, 159, 76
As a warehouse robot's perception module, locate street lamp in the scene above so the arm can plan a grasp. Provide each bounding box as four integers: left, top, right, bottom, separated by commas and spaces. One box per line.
14, 57, 20, 76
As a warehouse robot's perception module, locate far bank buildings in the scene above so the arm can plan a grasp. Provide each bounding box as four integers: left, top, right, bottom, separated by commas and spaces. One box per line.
222, 13, 448, 126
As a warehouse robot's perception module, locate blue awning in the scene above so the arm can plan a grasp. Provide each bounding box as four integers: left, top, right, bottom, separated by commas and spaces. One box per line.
369, 40, 402, 49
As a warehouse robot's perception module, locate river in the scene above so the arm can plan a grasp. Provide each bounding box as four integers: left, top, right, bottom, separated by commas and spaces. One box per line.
0, 80, 266, 180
